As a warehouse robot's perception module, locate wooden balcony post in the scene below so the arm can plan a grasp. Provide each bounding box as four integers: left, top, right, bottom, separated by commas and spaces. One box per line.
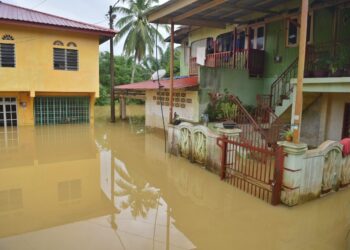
293, 0, 309, 144
169, 21, 175, 124
233, 27, 237, 69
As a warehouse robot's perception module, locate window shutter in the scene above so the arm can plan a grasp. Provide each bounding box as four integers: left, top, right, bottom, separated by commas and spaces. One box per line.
54, 48, 66, 70
0, 43, 15, 67
66, 49, 78, 71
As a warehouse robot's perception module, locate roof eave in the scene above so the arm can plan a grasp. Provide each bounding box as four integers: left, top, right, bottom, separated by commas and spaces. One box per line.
0, 19, 117, 44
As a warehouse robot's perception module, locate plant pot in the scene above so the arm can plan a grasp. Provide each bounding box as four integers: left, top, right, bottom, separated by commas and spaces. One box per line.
331, 69, 344, 77
223, 120, 237, 129
285, 135, 293, 142
313, 70, 329, 78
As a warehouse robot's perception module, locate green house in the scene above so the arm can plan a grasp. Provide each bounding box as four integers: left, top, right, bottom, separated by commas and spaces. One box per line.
148, 0, 350, 148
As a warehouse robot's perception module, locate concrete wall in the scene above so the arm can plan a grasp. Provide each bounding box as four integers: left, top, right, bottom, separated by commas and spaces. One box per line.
299, 92, 350, 147
325, 93, 350, 141
199, 67, 264, 115
145, 89, 199, 129
0, 24, 100, 95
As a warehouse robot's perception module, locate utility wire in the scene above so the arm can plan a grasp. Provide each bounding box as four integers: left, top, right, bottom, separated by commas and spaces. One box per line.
32, 0, 48, 9
155, 23, 167, 153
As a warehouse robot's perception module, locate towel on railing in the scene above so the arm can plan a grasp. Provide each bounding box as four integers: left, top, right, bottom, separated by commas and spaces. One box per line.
340, 138, 350, 157
196, 47, 206, 66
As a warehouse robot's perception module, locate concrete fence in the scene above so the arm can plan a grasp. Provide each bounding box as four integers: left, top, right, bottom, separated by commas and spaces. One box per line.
168, 123, 350, 206
168, 123, 222, 174
279, 140, 350, 206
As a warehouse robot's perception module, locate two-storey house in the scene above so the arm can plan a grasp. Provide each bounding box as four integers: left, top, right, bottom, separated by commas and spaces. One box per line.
148, 0, 350, 148
0, 2, 115, 127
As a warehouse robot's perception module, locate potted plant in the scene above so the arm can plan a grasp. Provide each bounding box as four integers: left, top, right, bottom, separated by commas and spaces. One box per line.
280, 129, 293, 142
329, 57, 344, 77
313, 57, 330, 77
219, 102, 238, 129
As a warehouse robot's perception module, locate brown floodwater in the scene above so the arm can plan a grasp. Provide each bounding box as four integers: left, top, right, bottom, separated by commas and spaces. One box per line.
0, 105, 349, 250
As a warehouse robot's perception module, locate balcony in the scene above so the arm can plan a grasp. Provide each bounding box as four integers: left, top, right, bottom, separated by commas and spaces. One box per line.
189, 49, 265, 77
305, 42, 350, 78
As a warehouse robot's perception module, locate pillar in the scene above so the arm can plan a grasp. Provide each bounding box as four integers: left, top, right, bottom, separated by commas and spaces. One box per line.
278, 141, 308, 206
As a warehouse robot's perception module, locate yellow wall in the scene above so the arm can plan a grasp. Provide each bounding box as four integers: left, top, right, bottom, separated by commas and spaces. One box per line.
0, 24, 101, 125
0, 24, 100, 94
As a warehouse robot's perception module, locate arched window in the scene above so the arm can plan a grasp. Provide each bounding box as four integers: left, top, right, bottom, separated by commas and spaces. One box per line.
53, 41, 78, 71
67, 42, 77, 48
2, 34, 14, 41
53, 40, 64, 46
0, 34, 15, 67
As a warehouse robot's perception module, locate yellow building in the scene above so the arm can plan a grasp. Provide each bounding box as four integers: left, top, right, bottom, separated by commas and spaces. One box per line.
0, 2, 115, 126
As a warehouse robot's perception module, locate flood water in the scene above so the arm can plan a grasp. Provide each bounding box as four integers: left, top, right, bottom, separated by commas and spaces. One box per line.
0, 105, 349, 250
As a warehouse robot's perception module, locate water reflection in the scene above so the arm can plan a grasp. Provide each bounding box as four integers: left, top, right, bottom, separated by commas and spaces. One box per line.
0, 106, 349, 250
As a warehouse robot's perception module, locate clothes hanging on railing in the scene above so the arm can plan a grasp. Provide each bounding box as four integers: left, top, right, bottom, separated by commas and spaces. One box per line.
196, 47, 206, 66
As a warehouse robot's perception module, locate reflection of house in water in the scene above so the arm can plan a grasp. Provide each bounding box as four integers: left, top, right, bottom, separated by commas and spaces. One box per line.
0, 125, 116, 239
0, 125, 196, 250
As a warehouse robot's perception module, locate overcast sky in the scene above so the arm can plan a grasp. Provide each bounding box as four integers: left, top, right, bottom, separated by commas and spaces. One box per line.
2, 0, 169, 54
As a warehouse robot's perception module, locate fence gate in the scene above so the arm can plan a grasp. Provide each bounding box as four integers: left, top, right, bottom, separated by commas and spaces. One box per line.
217, 136, 284, 205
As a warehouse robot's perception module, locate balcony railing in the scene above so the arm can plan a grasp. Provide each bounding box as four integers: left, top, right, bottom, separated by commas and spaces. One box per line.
204, 49, 264, 76
305, 42, 350, 77
189, 57, 198, 75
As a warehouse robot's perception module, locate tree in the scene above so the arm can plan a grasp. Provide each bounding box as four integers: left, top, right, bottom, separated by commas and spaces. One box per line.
114, 0, 167, 83
96, 52, 150, 105
142, 46, 181, 78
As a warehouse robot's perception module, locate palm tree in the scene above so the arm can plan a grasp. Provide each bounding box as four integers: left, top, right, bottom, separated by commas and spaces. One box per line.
114, 159, 160, 218
114, 0, 168, 83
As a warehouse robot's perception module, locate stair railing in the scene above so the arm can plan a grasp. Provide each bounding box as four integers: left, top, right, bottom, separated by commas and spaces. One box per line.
270, 58, 298, 111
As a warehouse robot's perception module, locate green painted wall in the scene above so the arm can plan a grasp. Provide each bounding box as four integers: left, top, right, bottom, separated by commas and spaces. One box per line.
189, 25, 235, 45
199, 67, 264, 114
179, 45, 189, 76
262, 20, 298, 93
184, 7, 343, 114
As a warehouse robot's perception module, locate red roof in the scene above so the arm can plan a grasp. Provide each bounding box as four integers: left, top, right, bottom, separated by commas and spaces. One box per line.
116, 76, 198, 90
0, 2, 116, 43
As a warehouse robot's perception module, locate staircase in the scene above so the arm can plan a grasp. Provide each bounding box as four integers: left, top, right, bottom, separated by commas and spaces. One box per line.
229, 59, 298, 148
230, 58, 321, 148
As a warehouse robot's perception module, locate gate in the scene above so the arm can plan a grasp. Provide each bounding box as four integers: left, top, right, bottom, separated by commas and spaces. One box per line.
217, 136, 284, 205
34, 96, 90, 125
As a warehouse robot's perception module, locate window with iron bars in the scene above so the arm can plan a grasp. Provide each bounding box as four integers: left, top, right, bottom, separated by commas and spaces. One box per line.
0, 43, 15, 67
53, 48, 78, 71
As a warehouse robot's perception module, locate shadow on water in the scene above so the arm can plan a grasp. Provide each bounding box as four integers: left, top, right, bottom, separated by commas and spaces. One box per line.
0, 105, 349, 250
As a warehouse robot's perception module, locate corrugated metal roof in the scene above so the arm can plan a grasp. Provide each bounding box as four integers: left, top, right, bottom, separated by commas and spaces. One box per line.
116, 76, 198, 90
147, 0, 303, 27
0, 2, 116, 39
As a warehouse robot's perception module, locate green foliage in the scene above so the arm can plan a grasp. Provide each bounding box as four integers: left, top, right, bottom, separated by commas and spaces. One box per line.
113, 0, 168, 83
204, 89, 238, 122
96, 48, 181, 105
96, 52, 150, 105
218, 102, 237, 120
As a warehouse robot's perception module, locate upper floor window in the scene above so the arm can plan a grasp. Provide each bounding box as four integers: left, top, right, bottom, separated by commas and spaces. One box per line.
53, 41, 78, 71
0, 34, 15, 68
250, 25, 265, 50
286, 13, 313, 47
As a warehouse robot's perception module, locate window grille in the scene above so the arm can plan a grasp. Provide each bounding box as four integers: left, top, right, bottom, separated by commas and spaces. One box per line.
2, 34, 14, 41
34, 97, 90, 125
53, 40, 64, 46
53, 48, 78, 70
0, 43, 15, 67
